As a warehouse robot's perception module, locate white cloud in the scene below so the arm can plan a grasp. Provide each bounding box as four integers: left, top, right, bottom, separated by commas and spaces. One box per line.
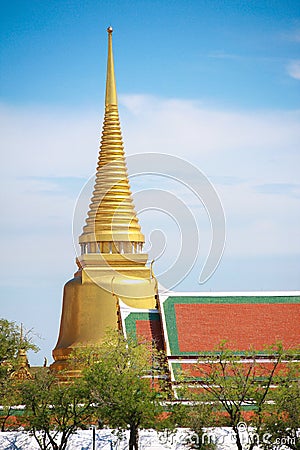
0, 103, 100, 178
118, 95, 300, 260
286, 60, 300, 80
120, 94, 300, 183
0, 98, 299, 291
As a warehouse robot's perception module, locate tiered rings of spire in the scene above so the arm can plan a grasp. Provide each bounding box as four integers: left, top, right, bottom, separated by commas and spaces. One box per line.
79, 27, 144, 256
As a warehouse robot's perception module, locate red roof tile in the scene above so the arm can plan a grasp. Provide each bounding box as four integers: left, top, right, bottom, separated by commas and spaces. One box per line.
175, 303, 300, 352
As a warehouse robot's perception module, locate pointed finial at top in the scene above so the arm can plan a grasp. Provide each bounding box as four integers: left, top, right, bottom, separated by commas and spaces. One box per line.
105, 25, 117, 106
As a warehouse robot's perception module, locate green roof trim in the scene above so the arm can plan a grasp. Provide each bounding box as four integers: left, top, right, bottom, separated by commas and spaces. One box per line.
170, 362, 291, 385
164, 295, 300, 305
0, 409, 24, 417
162, 295, 300, 357
124, 311, 160, 341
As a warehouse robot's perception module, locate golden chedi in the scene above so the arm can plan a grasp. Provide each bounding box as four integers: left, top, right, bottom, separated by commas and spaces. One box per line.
51, 27, 157, 373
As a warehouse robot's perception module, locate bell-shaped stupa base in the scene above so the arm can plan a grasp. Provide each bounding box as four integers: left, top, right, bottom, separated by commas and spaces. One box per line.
51, 253, 157, 376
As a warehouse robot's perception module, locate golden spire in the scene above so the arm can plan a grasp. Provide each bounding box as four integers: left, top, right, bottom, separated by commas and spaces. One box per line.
105, 26, 117, 106
79, 27, 145, 255
51, 28, 157, 376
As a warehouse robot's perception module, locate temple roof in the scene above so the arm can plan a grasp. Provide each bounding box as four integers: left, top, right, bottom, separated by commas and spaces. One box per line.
159, 292, 300, 357
119, 300, 164, 350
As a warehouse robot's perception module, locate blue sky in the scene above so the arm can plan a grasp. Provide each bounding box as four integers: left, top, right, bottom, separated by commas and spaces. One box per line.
0, 0, 299, 364
1, 0, 300, 107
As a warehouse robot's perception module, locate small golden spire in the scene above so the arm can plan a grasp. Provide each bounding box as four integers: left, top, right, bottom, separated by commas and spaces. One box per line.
79, 27, 145, 255
10, 323, 32, 380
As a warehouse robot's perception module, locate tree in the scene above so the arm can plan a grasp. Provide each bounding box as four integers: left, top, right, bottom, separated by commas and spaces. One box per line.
21, 369, 94, 450
0, 377, 23, 431
177, 401, 218, 450
0, 318, 38, 431
75, 330, 170, 450
182, 342, 293, 450
261, 356, 300, 450
0, 318, 21, 365
0, 318, 37, 369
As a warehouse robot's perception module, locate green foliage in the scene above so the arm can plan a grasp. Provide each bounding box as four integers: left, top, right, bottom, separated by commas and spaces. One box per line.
174, 402, 218, 450
0, 318, 38, 366
0, 318, 39, 431
21, 369, 94, 450
260, 357, 300, 450
181, 342, 298, 450
0, 378, 23, 431
73, 330, 170, 450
